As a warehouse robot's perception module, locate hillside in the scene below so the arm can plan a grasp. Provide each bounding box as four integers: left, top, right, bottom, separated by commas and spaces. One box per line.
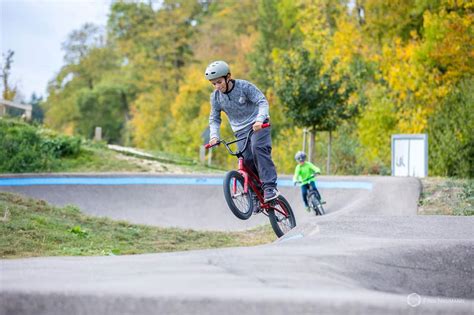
0, 118, 219, 174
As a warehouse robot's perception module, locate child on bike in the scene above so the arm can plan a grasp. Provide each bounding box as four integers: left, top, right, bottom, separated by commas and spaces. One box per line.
205, 60, 280, 202
293, 151, 323, 212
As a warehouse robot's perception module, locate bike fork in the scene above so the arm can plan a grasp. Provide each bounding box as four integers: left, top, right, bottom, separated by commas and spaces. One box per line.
237, 157, 249, 194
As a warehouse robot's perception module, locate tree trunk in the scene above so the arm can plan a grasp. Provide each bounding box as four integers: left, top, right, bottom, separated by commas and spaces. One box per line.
309, 129, 316, 163
302, 128, 307, 153
327, 130, 332, 175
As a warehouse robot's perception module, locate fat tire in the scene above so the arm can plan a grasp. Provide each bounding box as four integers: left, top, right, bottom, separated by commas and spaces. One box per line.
268, 195, 296, 237
223, 170, 253, 220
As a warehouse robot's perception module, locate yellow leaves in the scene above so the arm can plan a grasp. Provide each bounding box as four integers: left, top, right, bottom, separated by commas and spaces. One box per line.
397, 106, 429, 134
421, 7, 474, 84
357, 85, 397, 165
323, 18, 359, 72
272, 127, 305, 173
446, 0, 473, 9
130, 89, 171, 149
297, 0, 332, 53
165, 65, 213, 156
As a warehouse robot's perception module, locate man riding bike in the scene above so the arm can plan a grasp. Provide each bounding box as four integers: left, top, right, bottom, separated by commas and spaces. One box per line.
205, 60, 280, 202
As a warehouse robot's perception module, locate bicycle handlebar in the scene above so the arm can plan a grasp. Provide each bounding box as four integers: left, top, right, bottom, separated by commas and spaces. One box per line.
294, 172, 321, 185
204, 142, 218, 149
204, 123, 271, 154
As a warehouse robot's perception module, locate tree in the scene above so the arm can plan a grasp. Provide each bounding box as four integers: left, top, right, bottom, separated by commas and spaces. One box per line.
169, 66, 211, 157
45, 23, 127, 138
30, 93, 44, 123
1, 50, 17, 101
129, 87, 174, 150
248, 0, 302, 91
428, 79, 474, 178
274, 47, 355, 165
75, 83, 129, 143
108, 0, 201, 92
357, 0, 442, 44
357, 85, 397, 172
62, 23, 105, 65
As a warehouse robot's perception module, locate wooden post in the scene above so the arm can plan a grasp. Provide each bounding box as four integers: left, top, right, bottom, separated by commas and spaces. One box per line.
302, 128, 307, 153
308, 129, 315, 164
94, 127, 102, 141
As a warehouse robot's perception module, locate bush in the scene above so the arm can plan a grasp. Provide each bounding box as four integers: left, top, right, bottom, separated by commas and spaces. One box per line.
428, 79, 474, 178
0, 119, 82, 173
40, 134, 81, 158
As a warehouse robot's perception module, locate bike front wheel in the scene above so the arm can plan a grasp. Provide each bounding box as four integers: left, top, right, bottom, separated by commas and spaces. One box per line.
223, 170, 253, 220
308, 192, 325, 216
268, 195, 296, 237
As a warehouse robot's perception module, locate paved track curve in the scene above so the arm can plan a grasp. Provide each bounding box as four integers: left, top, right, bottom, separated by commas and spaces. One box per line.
1, 174, 472, 315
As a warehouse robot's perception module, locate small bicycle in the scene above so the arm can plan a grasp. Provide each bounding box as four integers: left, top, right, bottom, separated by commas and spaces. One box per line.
205, 124, 296, 237
296, 174, 326, 216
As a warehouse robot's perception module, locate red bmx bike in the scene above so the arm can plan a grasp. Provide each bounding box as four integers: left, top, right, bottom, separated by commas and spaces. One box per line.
205, 124, 296, 237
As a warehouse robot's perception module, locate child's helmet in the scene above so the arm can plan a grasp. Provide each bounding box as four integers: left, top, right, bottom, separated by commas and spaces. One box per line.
205, 61, 230, 80
295, 151, 307, 162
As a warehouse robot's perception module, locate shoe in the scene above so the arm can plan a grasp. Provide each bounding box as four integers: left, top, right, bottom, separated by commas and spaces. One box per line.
305, 206, 311, 212
263, 187, 280, 203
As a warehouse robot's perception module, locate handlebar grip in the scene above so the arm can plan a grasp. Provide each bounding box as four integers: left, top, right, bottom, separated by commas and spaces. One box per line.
204, 141, 220, 149
261, 123, 271, 129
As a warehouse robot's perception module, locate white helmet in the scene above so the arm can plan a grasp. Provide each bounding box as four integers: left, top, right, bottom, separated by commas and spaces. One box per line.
205, 61, 230, 80
295, 151, 307, 162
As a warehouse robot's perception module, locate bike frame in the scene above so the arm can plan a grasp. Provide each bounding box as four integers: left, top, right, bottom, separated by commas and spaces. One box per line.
236, 156, 273, 210
205, 123, 286, 214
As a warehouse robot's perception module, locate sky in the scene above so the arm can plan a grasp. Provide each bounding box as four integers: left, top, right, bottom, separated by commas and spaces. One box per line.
1, 0, 111, 100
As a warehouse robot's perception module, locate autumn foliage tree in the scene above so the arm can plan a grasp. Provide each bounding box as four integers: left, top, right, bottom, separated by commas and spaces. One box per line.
42, 0, 473, 177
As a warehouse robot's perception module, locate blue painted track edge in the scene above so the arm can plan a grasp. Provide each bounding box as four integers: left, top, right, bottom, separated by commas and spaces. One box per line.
0, 177, 373, 190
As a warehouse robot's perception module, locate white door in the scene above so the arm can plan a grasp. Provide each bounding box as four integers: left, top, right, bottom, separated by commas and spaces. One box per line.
393, 139, 409, 176
409, 139, 426, 177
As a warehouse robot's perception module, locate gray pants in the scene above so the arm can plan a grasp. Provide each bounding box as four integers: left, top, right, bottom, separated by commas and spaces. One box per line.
234, 123, 277, 190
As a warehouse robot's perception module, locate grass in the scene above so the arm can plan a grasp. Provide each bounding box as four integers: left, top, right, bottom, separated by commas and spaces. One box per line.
59, 145, 148, 173
46, 142, 224, 174
57, 140, 229, 174
0, 192, 276, 259
418, 177, 473, 216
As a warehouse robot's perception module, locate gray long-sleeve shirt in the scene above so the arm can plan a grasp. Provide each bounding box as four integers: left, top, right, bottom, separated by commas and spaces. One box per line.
209, 79, 269, 139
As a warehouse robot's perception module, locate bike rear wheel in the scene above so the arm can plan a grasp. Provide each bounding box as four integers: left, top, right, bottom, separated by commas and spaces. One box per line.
223, 170, 253, 220
268, 195, 296, 237
308, 192, 325, 216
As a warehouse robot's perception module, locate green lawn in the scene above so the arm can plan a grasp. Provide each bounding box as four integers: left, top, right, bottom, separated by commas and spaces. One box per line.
0, 192, 275, 259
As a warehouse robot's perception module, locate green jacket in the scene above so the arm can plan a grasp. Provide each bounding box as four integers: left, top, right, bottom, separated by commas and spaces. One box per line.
293, 162, 321, 185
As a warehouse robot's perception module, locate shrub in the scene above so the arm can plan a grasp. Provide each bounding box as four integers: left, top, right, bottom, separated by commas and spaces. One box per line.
428, 79, 474, 178
0, 119, 82, 173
